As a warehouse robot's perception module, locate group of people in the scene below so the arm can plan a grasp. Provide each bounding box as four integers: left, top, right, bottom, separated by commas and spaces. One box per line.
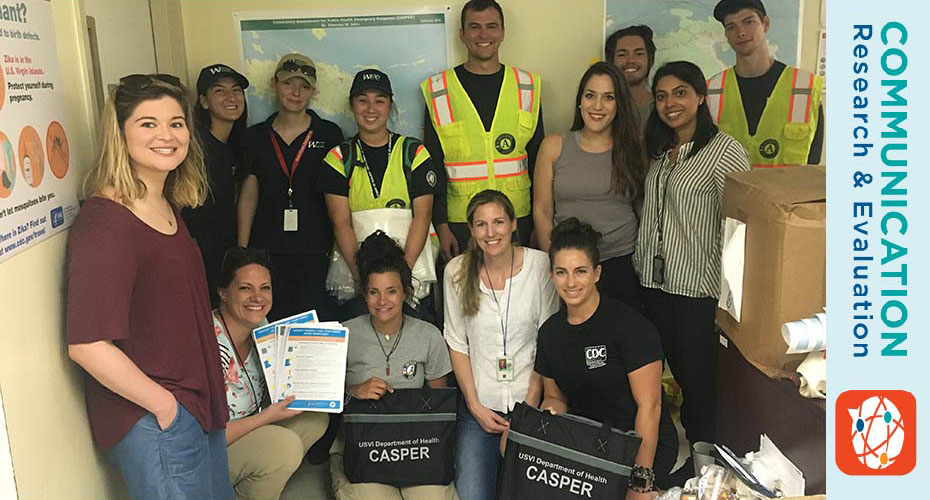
64, 0, 823, 499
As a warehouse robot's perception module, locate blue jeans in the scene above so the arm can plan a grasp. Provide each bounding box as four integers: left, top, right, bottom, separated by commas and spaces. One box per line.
454, 403, 504, 500
107, 402, 234, 500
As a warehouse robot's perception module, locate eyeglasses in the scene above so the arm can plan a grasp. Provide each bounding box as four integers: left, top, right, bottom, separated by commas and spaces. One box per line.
279, 61, 316, 79
118, 73, 182, 89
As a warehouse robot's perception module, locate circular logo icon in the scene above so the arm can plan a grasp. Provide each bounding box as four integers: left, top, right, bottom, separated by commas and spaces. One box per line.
426, 170, 437, 188
402, 361, 418, 379
759, 139, 780, 159
46, 121, 70, 179
849, 396, 905, 469
386, 198, 406, 209
495, 133, 516, 155
18, 125, 44, 188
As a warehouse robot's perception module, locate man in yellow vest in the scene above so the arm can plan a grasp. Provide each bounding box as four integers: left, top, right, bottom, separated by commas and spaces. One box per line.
707, 0, 824, 167
421, 0, 543, 260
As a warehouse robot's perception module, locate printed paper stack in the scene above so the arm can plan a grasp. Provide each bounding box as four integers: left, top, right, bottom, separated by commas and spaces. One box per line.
252, 310, 349, 412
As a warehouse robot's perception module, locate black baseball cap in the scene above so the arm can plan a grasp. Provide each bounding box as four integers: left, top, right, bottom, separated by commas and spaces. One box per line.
713, 0, 767, 23
350, 69, 393, 98
196, 64, 249, 96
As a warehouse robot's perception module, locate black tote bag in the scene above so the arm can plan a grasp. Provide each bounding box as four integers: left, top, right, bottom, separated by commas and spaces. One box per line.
499, 402, 643, 500
342, 387, 457, 486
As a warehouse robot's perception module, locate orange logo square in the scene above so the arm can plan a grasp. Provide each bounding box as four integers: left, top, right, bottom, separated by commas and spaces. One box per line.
835, 390, 916, 475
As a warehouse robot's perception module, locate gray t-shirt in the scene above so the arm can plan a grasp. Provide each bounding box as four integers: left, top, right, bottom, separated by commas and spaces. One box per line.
553, 131, 639, 260
344, 314, 452, 390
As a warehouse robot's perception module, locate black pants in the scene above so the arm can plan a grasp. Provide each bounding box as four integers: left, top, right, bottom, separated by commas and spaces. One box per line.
448, 215, 533, 253
200, 249, 224, 309
597, 254, 642, 311
640, 287, 718, 444
268, 252, 336, 322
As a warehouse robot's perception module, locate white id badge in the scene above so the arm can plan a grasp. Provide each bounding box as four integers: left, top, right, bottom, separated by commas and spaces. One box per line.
496, 356, 514, 381
283, 209, 299, 231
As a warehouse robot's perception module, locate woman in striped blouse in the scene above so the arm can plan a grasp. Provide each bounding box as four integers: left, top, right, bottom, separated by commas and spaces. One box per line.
633, 61, 750, 449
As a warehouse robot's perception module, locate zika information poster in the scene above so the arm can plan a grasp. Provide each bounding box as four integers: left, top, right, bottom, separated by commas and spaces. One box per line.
0, 0, 78, 263
828, 0, 928, 497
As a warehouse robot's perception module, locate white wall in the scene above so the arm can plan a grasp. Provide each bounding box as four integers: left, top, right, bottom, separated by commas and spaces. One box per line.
84, 0, 158, 91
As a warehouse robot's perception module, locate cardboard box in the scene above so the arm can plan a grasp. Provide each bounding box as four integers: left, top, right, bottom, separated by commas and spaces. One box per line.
716, 166, 826, 378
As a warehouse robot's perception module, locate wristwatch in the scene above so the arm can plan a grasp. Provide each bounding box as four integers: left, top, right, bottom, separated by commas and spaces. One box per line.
628, 465, 656, 493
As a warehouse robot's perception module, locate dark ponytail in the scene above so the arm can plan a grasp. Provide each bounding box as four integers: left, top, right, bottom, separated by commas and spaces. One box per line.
356, 230, 414, 298
549, 217, 601, 267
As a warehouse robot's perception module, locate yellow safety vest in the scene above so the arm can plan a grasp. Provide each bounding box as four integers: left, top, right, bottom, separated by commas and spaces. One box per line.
420, 65, 541, 222
323, 134, 431, 212
324, 134, 439, 255
706, 65, 823, 168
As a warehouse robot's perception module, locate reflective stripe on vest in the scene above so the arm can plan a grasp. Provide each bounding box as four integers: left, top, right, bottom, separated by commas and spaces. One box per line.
445, 155, 528, 182
428, 72, 455, 127
513, 67, 535, 113
788, 68, 815, 124
706, 70, 726, 124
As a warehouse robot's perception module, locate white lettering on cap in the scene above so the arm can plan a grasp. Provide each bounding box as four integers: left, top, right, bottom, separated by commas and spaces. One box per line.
363, 73, 381, 80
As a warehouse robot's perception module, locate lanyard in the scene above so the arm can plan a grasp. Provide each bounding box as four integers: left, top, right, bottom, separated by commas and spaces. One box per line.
484, 248, 514, 356
270, 129, 314, 206
654, 147, 681, 252
355, 133, 394, 200
217, 310, 260, 414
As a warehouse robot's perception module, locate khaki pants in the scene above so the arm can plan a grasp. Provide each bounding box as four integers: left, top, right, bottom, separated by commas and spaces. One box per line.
330, 436, 459, 500
227, 411, 329, 500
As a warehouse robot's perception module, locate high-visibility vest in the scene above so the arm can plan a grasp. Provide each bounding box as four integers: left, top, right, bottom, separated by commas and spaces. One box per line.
323, 134, 431, 212
706, 65, 823, 168
421, 66, 541, 222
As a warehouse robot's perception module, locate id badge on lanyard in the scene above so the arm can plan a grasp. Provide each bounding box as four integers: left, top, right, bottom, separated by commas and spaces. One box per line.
270, 130, 314, 232
497, 355, 514, 381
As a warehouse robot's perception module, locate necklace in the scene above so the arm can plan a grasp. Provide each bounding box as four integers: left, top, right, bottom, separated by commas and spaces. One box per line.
371, 315, 405, 376
146, 198, 174, 227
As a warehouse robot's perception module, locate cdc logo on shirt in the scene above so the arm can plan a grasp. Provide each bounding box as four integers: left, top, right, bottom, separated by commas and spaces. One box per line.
835, 390, 916, 475
584, 345, 606, 370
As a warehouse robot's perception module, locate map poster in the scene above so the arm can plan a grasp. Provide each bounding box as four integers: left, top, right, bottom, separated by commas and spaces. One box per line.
0, 0, 79, 263
235, 8, 452, 139
605, 0, 800, 79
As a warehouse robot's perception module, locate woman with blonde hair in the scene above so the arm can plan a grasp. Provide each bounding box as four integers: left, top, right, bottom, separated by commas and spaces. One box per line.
443, 189, 559, 500
67, 74, 233, 500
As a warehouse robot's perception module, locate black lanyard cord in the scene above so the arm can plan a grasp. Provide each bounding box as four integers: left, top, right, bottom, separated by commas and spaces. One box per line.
356, 132, 395, 200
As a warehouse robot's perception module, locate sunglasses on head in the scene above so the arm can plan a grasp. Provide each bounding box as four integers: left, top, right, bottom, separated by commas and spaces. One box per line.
280, 61, 316, 79
119, 73, 182, 89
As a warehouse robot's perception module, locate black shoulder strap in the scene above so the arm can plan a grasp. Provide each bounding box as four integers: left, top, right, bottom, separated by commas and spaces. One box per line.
340, 140, 356, 175
401, 136, 423, 182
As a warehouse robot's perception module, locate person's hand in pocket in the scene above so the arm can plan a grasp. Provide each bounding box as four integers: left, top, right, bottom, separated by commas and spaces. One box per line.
155, 393, 179, 430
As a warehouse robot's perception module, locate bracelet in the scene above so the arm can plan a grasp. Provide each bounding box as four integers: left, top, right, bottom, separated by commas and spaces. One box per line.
628, 465, 656, 493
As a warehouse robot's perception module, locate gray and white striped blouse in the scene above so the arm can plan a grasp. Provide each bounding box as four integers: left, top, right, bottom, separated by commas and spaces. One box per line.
633, 131, 751, 299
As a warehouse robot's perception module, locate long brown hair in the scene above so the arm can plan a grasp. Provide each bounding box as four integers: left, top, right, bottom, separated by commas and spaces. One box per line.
452, 190, 517, 317
570, 62, 646, 206
85, 75, 206, 208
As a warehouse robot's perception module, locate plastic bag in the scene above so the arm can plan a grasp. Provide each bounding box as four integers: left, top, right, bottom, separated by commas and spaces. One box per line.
326, 208, 439, 302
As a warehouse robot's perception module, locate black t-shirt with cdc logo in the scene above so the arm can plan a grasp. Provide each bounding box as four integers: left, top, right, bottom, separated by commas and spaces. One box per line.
535, 296, 664, 432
